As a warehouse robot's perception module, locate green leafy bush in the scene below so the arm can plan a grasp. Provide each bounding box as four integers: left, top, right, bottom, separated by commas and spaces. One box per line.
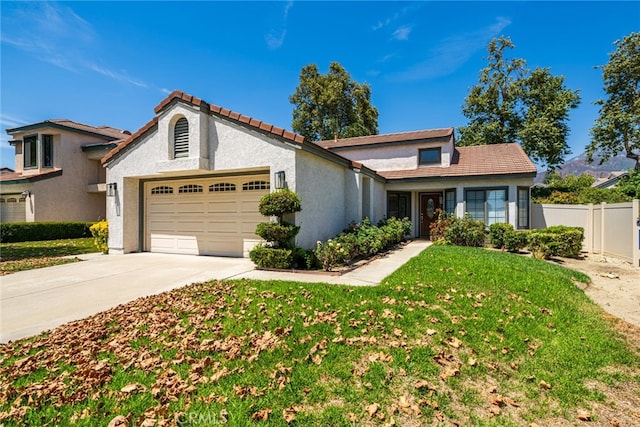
0, 222, 93, 243
444, 215, 487, 247
255, 222, 300, 248
314, 217, 411, 271
489, 223, 514, 249
314, 239, 352, 271
503, 229, 528, 252
251, 190, 303, 268
527, 226, 584, 259
89, 221, 109, 254
258, 189, 302, 219
249, 246, 293, 269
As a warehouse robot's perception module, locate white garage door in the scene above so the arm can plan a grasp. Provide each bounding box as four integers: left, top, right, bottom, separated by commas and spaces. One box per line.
145, 175, 269, 257
0, 196, 26, 223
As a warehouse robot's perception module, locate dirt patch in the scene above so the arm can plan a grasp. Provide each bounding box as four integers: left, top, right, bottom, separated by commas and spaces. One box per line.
548, 253, 640, 330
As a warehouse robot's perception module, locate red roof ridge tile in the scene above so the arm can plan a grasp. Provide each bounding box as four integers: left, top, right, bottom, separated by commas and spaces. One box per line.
105, 90, 307, 164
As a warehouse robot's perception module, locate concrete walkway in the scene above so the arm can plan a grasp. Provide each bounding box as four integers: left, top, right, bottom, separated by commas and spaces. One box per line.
0, 240, 431, 343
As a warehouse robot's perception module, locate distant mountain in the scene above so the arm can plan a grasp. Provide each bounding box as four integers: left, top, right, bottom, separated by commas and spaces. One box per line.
535, 153, 635, 183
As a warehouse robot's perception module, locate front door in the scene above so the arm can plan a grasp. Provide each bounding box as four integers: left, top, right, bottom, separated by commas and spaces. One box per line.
420, 193, 441, 238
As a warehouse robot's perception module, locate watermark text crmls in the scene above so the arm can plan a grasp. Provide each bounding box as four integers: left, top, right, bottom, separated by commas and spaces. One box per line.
175, 410, 227, 426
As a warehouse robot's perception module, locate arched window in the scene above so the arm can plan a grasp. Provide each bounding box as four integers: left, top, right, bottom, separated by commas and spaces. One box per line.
242, 180, 270, 191
173, 117, 189, 158
178, 184, 203, 194
151, 186, 174, 195
209, 183, 236, 192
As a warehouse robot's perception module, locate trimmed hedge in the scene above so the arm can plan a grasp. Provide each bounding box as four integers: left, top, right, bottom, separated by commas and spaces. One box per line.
526, 226, 584, 259
489, 223, 513, 249
0, 222, 94, 243
249, 246, 293, 269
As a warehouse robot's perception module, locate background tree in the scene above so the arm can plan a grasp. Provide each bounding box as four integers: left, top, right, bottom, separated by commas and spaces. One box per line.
289, 62, 378, 141
458, 37, 581, 170
586, 32, 640, 170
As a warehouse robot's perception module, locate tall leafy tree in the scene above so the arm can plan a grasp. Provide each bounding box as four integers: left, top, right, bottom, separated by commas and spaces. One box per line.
289, 62, 378, 141
587, 32, 640, 170
458, 37, 580, 170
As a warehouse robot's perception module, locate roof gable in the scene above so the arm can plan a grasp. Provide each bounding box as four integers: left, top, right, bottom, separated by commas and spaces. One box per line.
6, 119, 128, 141
102, 90, 306, 164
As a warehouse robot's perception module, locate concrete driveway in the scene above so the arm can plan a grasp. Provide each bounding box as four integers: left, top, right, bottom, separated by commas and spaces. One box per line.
0, 253, 254, 343
0, 240, 431, 344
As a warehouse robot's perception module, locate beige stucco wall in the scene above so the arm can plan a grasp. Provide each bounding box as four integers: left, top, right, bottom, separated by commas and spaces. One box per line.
333, 136, 454, 171
3, 127, 112, 222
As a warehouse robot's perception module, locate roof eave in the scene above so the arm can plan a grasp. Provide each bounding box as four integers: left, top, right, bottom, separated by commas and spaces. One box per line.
6, 121, 120, 141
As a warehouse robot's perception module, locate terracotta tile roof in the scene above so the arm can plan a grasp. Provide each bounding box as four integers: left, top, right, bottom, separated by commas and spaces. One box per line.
317, 128, 454, 150
0, 169, 63, 183
379, 144, 537, 180
6, 119, 129, 140
103, 90, 306, 164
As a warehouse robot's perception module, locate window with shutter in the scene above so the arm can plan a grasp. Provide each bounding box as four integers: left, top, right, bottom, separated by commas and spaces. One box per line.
173, 117, 189, 158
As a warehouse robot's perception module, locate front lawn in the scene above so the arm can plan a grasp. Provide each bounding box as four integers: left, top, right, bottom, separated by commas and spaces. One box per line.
0, 245, 638, 426
0, 238, 99, 275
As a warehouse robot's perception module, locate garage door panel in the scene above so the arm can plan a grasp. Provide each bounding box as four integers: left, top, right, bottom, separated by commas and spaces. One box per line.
207, 220, 240, 233
146, 175, 269, 257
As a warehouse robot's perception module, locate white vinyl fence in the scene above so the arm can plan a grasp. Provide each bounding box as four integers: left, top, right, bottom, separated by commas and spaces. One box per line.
531, 200, 640, 267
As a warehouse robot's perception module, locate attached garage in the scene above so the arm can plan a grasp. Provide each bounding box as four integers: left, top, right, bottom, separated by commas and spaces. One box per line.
0, 196, 26, 223
144, 174, 269, 257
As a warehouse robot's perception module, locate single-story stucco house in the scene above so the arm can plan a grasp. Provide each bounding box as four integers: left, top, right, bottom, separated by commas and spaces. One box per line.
102, 90, 536, 257
1, 120, 129, 223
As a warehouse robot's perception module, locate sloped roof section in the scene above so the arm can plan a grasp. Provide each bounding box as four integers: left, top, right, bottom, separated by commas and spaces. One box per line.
6, 119, 128, 140
317, 128, 454, 150
103, 90, 306, 164
380, 143, 537, 180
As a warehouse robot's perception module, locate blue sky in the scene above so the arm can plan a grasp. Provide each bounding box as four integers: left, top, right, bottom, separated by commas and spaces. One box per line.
1, 1, 638, 170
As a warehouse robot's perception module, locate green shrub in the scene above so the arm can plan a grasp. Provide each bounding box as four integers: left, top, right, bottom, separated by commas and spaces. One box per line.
445, 215, 487, 247
254, 222, 300, 248
249, 245, 293, 269
527, 226, 584, 259
315, 239, 352, 271
258, 189, 302, 218
291, 247, 321, 270
314, 217, 411, 271
527, 231, 557, 259
545, 226, 584, 258
489, 223, 514, 249
0, 222, 94, 243
252, 190, 303, 268
89, 220, 109, 254
503, 229, 528, 252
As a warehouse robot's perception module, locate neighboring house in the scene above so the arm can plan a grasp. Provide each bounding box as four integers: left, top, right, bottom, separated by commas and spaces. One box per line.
1, 120, 129, 223
591, 171, 628, 189
103, 90, 536, 257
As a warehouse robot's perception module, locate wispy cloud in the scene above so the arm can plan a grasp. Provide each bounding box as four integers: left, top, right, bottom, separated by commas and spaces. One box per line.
391, 17, 512, 82
392, 25, 412, 41
266, 1, 294, 50
372, 4, 422, 31
0, 114, 30, 129
1, 2, 148, 88
87, 63, 148, 88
